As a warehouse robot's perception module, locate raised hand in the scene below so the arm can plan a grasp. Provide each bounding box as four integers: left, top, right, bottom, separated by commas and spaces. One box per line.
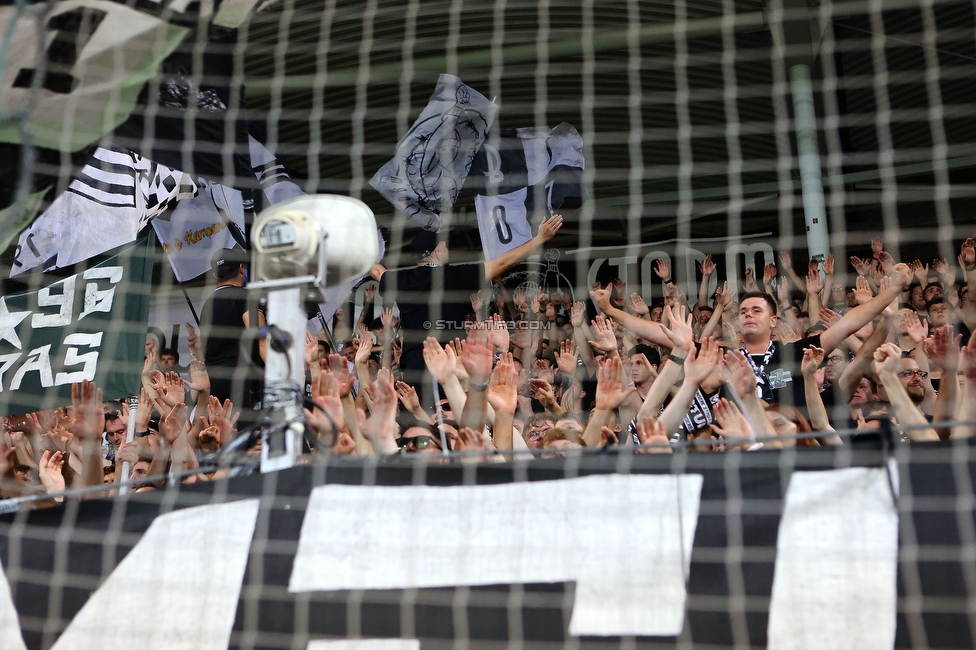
853, 275, 874, 305
933, 258, 957, 286
684, 337, 721, 386
823, 254, 835, 276
960, 238, 976, 270
599, 426, 619, 447
533, 358, 556, 384
805, 267, 824, 295
902, 310, 927, 345
722, 349, 759, 401
888, 262, 913, 290
487, 361, 519, 415
395, 381, 422, 413
776, 276, 790, 306
304, 330, 321, 368
911, 259, 929, 284
871, 236, 884, 258
488, 313, 510, 351
653, 258, 671, 282
634, 417, 672, 453
555, 340, 579, 375
959, 331, 976, 380
571, 301, 587, 327
850, 255, 872, 276
528, 378, 559, 411
354, 333, 373, 366
763, 263, 777, 284
208, 395, 239, 445
872, 342, 903, 378
587, 315, 618, 353
308, 370, 345, 434
715, 281, 733, 309
778, 250, 793, 271
662, 304, 694, 355
65, 380, 104, 439
630, 293, 649, 316
743, 267, 759, 292
470, 292, 484, 314
800, 346, 825, 378
186, 357, 210, 393
326, 354, 357, 397
186, 323, 201, 356
537, 213, 564, 241
594, 356, 636, 411
589, 286, 612, 312
922, 324, 961, 373
699, 254, 716, 276
422, 337, 458, 384
38, 450, 65, 498
157, 401, 189, 445
151, 371, 184, 409
878, 251, 895, 274
818, 308, 841, 328
135, 387, 152, 431
460, 324, 494, 385
362, 369, 399, 453
711, 397, 753, 441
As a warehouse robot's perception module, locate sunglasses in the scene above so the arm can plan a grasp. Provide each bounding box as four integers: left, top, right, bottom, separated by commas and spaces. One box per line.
397, 435, 441, 451
104, 410, 121, 421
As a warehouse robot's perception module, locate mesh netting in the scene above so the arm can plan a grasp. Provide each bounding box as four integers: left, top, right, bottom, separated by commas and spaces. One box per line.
2, 0, 976, 648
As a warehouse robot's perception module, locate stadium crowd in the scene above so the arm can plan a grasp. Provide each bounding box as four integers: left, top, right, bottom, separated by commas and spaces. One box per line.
4, 230, 976, 505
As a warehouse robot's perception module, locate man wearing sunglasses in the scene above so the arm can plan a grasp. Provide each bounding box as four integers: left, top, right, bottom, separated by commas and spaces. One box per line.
397, 422, 447, 454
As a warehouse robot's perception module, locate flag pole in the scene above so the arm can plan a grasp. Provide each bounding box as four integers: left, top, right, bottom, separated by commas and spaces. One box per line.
118, 394, 138, 495
179, 283, 201, 326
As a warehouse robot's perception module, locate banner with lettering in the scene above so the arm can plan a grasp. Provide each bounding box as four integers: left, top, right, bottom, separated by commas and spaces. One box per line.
0, 235, 155, 416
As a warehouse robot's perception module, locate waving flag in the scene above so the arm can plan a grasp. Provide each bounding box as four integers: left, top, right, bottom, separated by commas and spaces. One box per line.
470, 123, 585, 260
369, 75, 498, 231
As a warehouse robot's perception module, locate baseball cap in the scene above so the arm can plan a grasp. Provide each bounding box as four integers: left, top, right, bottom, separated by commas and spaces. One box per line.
211, 247, 248, 280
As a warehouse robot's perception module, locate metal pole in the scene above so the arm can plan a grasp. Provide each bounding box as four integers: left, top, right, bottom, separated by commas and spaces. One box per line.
432, 378, 449, 456
789, 64, 830, 263
118, 394, 138, 495
260, 287, 307, 473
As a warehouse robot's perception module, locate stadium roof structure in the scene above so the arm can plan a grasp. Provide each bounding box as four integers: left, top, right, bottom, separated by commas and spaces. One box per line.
240, 0, 976, 257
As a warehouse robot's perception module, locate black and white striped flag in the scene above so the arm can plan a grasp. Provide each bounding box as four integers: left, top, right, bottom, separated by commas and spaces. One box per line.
10, 147, 195, 275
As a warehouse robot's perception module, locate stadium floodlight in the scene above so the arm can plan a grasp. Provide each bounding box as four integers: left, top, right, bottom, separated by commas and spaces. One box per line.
250, 195, 378, 472
250, 195, 379, 297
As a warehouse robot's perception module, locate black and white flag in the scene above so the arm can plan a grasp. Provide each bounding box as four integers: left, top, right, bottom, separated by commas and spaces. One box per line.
369, 74, 498, 231
153, 136, 305, 282
469, 123, 585, 261
10, 147, 196, 275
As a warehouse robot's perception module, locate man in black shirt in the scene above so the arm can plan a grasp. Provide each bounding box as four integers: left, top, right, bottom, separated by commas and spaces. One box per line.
594, 263, 913, 409
200, 248, 267, 410
736, 261, 911, 407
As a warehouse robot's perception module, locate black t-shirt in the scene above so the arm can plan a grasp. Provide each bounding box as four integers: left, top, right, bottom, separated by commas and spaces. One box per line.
745, 334, 821, 407
380, 262, 486, 343
202, 285, 250, 366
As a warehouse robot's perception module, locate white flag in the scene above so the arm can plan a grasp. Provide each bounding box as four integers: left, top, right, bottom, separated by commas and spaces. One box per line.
369, 74, 498, 231
471, 123, 584, 261
10, 147, 195, 275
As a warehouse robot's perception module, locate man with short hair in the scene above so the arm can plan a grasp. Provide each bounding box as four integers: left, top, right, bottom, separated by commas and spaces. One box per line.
628, 344, 660, 400
522, 413, 555, 449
